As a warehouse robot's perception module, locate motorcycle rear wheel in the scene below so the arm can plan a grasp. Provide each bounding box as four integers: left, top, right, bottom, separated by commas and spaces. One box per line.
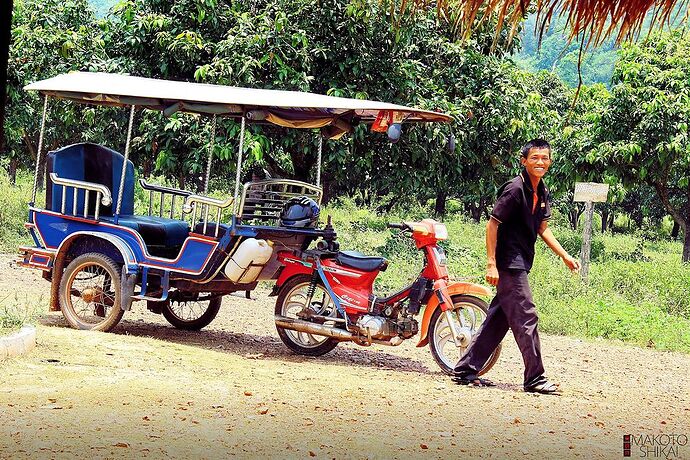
428, 295, 501, 376
274, 275, 340, 356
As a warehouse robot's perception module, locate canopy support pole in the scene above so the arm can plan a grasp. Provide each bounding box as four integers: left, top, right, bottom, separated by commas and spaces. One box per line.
203, 115, 217, 194
115, 105, 136, 222
30, 95, 49, 206
316, 135, 323, 187
232, 116, 246, 215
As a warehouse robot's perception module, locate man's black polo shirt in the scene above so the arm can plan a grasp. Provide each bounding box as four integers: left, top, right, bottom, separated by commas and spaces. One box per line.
490, 169, 551, 272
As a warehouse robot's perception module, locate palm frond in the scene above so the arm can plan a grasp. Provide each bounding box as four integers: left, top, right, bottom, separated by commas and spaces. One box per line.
395, 0, 690, 46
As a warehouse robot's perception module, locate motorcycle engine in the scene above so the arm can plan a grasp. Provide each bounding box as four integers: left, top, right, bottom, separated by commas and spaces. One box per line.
356, 315, 393, 339
396, 316, 418, 339
356, 315, 418, 340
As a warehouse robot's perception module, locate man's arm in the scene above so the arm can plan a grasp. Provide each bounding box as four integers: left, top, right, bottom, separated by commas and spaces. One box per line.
538, 220, 581, 272
486, 218, 499, 286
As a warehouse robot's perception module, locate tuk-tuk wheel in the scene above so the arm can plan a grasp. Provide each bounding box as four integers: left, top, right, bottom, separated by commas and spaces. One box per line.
58, 253, 125, 332
161, 296, 222, 331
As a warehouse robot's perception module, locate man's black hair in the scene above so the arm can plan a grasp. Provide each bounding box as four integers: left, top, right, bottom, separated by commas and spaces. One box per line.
520, 138, 551, 158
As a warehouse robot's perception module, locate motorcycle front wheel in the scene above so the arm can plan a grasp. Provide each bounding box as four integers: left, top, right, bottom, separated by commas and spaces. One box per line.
428, 295, 501, 376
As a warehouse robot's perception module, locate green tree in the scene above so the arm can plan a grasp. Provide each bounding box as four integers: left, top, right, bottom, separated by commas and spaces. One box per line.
5, 0, 108, 184
596, 30, 690, 260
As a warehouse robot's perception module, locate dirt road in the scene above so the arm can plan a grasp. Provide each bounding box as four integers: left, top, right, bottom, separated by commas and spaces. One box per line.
1, 254, 688, 459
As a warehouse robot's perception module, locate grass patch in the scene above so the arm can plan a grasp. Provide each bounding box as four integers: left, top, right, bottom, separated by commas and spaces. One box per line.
323, 202, 690, 353
0, 292, 46, 331
0, 170, 34, 251
3, 169, 689, 352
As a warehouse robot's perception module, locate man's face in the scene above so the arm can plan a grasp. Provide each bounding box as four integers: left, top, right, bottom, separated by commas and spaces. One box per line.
520, 147, 551, 180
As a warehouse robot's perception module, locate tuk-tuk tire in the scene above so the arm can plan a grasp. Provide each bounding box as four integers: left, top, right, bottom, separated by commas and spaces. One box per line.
59, 253, 125, 332
161, 297, 222, 331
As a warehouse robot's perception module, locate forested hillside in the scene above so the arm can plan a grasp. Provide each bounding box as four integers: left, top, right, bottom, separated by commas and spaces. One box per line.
515, 14, 617, 87
515, 6, 685, 87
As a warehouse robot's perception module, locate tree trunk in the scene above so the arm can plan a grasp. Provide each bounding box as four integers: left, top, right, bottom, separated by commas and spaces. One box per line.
479, 195, 490, 220
608, 211, 615, 234
683, 230, 690, 263
672, 220, 680, 240
601, 207, 609, 233
651, 178, 689, 261
8, 157, 17, 184
569, 208, 578, 230
289, 143, 315, 182
178, 174, 186, 190
470, 204, 481, 223
434, 190, 447, 217
634, 212, 643, 228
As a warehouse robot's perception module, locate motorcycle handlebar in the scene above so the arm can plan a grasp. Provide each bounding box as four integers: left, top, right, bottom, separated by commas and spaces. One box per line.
387, 222, 408, 230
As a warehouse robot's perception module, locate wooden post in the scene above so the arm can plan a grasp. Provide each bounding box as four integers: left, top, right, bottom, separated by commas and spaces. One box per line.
573, 182, 609, 283
580, 201, 594, 282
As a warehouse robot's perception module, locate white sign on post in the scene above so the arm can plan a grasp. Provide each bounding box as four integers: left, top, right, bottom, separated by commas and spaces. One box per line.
574, 182, 610, 282
574, 182, 609, 203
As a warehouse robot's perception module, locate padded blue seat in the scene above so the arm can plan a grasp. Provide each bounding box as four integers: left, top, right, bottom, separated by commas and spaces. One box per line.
103, 215, 190, 248
47, 143, 190, 251
46, 143, 135, 216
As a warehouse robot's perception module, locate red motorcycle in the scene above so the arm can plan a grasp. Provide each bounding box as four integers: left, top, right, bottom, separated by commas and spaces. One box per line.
272, 217, 501, 375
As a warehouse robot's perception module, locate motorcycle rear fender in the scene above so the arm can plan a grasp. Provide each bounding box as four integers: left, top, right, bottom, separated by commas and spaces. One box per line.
274, 252, 315, 288
416, 281, 492, 347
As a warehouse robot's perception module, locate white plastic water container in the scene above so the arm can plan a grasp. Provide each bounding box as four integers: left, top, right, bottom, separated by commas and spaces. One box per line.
224, 238, 274, 283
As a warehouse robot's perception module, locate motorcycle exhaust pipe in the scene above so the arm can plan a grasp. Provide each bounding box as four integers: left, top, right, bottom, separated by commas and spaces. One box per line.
274, 315, 354, 341
274, 315, 405, 346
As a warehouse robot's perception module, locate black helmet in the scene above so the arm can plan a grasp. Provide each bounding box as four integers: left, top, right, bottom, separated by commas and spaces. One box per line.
280, 196, 320, 228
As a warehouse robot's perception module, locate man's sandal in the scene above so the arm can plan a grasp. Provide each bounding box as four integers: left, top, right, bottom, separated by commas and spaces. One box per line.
524, 380, 560, 395
451, 375, 496, 387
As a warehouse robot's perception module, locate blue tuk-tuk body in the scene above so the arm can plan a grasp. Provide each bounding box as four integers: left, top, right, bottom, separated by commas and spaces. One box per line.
18, 72, 450, 332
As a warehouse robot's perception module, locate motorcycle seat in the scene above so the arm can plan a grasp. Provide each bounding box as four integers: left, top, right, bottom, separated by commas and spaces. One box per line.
335, 251, 388, 272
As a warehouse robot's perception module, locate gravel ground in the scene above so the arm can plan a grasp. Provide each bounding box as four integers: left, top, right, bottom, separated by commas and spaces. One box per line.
1, 254, 689, 459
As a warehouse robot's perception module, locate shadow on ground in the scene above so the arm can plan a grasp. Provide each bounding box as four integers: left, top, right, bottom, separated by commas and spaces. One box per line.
38, 313, 437, 376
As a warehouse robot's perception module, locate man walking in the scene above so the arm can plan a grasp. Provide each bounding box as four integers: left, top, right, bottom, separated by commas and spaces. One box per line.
452, 139, 580, 394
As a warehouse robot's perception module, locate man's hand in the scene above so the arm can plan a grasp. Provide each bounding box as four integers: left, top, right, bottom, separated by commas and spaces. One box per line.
562, 254, 581, 273
486, 264, 499, 286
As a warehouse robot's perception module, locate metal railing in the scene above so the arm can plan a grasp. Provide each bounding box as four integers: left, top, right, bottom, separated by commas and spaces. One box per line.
139, 179, 193, 220
49, 173, 112, 220
237, 179, 323, 223
183, 194, 234, 237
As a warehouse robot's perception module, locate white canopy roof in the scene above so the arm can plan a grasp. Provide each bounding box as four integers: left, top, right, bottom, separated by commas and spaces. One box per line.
25, 72, 452, 129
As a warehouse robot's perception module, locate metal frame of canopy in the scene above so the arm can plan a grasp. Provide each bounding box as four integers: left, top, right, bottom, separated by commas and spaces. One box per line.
25, 72, 452, 220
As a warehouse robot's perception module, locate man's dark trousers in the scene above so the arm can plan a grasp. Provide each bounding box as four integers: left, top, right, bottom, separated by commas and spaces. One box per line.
454, 269, 545, 386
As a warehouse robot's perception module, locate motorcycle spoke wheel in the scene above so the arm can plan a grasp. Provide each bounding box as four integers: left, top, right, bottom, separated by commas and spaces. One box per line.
274, 275, 340, 356
282, 283, 334, 348
428, 295, 501, 376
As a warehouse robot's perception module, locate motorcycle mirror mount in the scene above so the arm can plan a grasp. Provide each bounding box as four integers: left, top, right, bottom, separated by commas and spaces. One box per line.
322, 214, 338, 250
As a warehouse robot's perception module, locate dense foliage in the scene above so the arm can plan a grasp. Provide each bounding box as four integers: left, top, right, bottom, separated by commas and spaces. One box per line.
3, 0, 690, 259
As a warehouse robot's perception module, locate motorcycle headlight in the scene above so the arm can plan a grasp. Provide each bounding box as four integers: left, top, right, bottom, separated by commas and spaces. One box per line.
434, 223, 448, 240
